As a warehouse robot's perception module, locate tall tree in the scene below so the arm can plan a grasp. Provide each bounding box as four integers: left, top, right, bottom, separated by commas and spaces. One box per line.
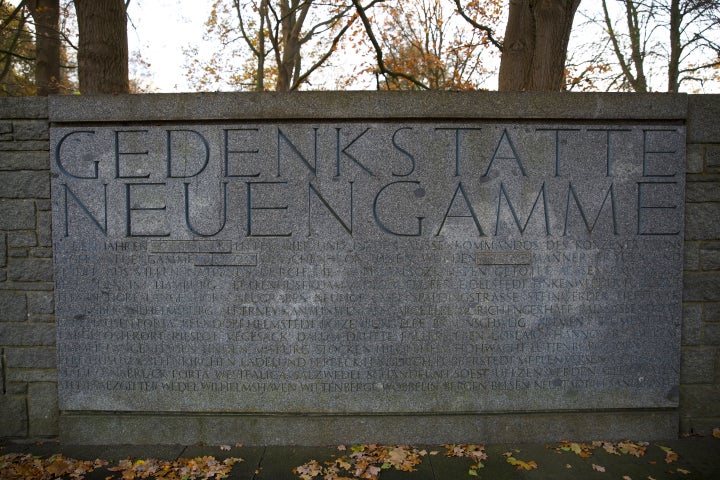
575, 0, 720, 92
186, 0, 356, 91
354, 0, 500, 90
0, 0, 36, 95
498, 0, 581, 91
74, 0, 128, 93
27, 0, 61, 95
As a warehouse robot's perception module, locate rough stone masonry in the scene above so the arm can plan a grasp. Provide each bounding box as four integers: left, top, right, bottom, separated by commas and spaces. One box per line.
2, 92, 719, 445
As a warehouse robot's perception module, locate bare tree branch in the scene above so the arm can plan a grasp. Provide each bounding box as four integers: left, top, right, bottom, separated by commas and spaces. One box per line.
452, 0, 503, 51
351, 0, 429, 90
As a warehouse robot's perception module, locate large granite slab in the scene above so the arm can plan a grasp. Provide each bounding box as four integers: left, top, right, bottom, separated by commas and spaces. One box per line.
52, 118, 685, 415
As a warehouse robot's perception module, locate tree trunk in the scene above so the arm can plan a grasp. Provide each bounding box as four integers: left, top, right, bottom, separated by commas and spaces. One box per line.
74, 0, 129, 94
28, 0, 61, 96
498, 0, 581, 91
667, 0, 681, 92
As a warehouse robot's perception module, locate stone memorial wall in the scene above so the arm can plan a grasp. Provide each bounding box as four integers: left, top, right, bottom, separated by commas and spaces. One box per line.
52, 121, 685, 416
2, 92, 719, 445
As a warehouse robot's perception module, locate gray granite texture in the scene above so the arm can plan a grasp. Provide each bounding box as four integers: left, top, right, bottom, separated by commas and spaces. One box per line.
51, 115, 685, 416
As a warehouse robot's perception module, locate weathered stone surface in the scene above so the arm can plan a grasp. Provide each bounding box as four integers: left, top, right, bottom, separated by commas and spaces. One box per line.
0, 233, 6, 268
684, 272, 720, 302
0, 171, 50, 198
37, 210, 52, 247
8, 231, 37, 248
8, 257, 53, 282
5, 347, 57, 368
0, 97, 48, 120
12, 120, 48, 141
682, 304, 703, 346
0, 291, 26, 321
59, 411, 680, 446
0, 394, 28, 437
707, 145, 720, 168
27, 291, 54, 314
700, 242, 720, 270
687, 95, 720, 143
703, 303, 720, 323
681, 347, 716, 383
0, 323, 55, 346
0, 200, 35, 230
0, 151, 50, 170
684, 241, 700, 270
686, 181, 720, 203
28, 382, 59, 437
680, 385, 720, 417
52, 120, 685, 418
686, 144, 704, 174
685, 203, 720, 240
704, 324, 720, 346
49, 92, 689, 123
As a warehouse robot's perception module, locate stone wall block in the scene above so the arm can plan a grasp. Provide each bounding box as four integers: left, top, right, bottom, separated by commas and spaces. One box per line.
12, 120, 49, 141
704, 324, 720, 345
0, 291, 27, 322
0, 97, 48, 119
685, 203, 720, 240
684, 272, 720, 302
37, 210, 52, 247
706, 145, 720, 169
0, 394, 28, 437
680, 385, 720, 417
682, 304, 703, 345
0, 233, 6, 268
684, 241, 700, 270
699, 242, 720, 270
0, 323, 55, 346
8, 231, 37, 248
27, 291, 54, 315
5, 347, 56, 369
681, 347, 717, 383
7, 257, 53, 282
0, 171, 50, 199
0, 200, 36, 230
28, 382, 59, 437
686, 181, 720, 203
686, 144, 704, 173
0, 151, 50, 171
703, 303, 720, 323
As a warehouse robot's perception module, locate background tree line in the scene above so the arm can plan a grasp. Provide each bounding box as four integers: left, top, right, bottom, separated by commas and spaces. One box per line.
1, 0, 718, 95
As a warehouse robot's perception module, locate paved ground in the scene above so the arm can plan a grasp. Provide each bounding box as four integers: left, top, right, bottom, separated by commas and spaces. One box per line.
1, 436, 719, 479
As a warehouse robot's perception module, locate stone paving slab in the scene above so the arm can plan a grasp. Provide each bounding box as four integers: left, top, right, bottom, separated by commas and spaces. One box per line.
1, 437, 718, 479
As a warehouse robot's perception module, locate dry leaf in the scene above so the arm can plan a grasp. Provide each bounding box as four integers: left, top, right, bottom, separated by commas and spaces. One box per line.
713, 428, 720, 439
677, 468, 691, 474
592, 463, 606, 472
219, 445, 231, 451
659, 446, 678, 464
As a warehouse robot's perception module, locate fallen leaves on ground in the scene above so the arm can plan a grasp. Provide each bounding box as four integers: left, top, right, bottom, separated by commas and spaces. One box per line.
550, 440, 649, 458
592, 463, 606, 472
0, 453, 108, 480
713, 428, 720, 439
658, 446, 678, 464
0, 454, 243, 480
503, 451, 538, 471
443, 444, 488, 475
293, 444, 425, 480
107, 456, 242, 479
